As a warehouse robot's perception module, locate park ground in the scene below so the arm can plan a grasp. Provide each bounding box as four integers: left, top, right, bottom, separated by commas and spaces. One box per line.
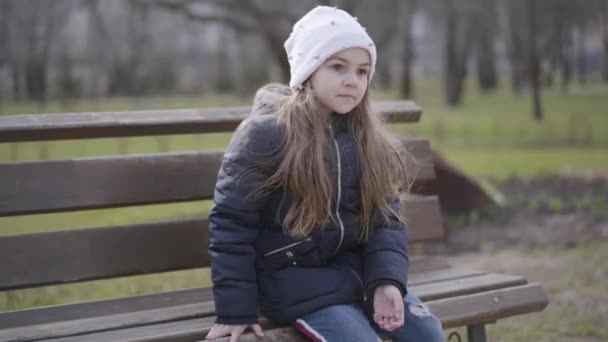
439, 175, 608, 342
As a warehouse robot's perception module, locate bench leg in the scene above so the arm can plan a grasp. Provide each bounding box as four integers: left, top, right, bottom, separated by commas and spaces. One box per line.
466, 324, 487, 342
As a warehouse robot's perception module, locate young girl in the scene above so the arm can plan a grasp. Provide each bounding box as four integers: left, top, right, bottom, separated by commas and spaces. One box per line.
205, 6, 445, 342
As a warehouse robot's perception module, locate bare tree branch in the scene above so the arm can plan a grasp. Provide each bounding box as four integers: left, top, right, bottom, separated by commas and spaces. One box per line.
149, 0, 300, 81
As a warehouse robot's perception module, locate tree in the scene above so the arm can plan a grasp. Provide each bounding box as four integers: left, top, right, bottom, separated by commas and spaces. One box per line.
398, 0, 418, 98
150, 0, 301, 83
107, 0, 153, 96
553, 0, 573, 93
443, 0, 476, 106
0, 1, 9, 103
503, 0, 526, 94
526, 0, 544, 121
2, 1, 74, 102
597, 0, 608, 82
475, 0, 498, 92
83, 0, 112, 97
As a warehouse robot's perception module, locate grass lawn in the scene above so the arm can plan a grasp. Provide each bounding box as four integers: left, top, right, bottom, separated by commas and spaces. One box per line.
1, 79, 607, 341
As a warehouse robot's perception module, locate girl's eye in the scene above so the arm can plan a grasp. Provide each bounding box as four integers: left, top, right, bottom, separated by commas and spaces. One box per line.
358, 69, 369, 76
331, 64, 344, 72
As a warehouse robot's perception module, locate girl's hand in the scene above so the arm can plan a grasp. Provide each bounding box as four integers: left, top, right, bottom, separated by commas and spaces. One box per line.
373, 284, 404, 332
205, 323, 264, 342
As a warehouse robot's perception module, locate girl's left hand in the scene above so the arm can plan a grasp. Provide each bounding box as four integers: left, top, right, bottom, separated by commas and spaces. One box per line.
373, 284, 404, 331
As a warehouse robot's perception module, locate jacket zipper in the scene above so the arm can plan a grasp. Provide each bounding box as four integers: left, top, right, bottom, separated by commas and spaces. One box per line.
263, 237, 312, 257
330, 124, 345, 256
330, 124, 363, 301
350, 269, 367, 302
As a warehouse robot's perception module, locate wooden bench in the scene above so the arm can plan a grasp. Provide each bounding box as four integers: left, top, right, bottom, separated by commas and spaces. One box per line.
0, 101, 548, 342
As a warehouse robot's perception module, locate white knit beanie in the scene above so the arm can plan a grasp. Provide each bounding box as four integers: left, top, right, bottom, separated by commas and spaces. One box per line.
284, 6, 377, 90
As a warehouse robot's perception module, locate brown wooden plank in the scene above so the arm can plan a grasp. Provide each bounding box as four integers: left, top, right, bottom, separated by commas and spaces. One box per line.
0, 303, 214, 342
409, 268, 486, 286
0, 288, 211, 329
0, 151, 223, 217
411, 273, 527, 301
42, 318, 210, 342
408, 256, 450, 274
4, 317, 215, 342
401, 194, 445, 242
0, 101, 421, 143
427, 283, 550, 329
210, 326, 308, 342
0, 219, 209, 291
0, 138, 432, 217
39, 317, 284, 342
0, 195, 441, 290
400, 137, 435, 184
1, 304, 279, 342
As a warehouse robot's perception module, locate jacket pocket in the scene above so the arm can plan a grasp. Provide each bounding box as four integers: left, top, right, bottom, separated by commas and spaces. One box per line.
262, 237, 321, 270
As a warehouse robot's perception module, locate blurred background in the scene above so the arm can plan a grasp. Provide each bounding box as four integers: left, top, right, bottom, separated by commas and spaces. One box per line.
1, 1, 607, 340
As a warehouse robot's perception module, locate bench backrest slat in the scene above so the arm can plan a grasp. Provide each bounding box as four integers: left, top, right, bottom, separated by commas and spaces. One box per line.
0, 195, 442, 291
0, 152, 223, 216
0, 101, 421, 142
0, 138, 433, 217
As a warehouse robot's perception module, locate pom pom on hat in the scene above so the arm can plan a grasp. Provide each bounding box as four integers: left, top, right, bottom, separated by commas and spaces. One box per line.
284, 6, 377, 90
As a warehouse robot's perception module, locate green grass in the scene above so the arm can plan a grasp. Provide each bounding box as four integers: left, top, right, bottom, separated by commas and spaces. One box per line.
439, 146, 608, 179
1, 80, 607, 316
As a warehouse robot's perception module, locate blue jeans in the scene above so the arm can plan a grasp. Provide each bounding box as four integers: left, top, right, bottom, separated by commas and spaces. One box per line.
292, 291, 445, 342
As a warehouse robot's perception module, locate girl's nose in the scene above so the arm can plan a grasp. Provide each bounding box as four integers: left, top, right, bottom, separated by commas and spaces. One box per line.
343, 72, 358, 88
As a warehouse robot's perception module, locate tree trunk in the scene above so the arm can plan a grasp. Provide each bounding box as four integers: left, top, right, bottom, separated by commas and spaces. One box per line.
266, 34, 291, 84
576, 20, 587, 86
526, 0, 544, 121
506, 0, 525, 95
24, 59, 46, 103
477, 30, 497, 92
10, 64, 23, 101
601, 0, 608, 82
444, 0, 464, 106
445, 5, 476, 107
476, 0, 497, 92
604, 37, 608, 82
399, 0, 417, 99
0, 1, 7, 104
85, 0, 111, 97
556, 0, 572, 93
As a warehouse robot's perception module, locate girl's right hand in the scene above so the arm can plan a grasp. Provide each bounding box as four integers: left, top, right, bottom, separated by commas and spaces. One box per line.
373, 284, 405, 332
205, 323, 264, 342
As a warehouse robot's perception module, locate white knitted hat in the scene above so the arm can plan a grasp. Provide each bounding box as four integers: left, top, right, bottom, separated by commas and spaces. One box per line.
284, 6, 377, 90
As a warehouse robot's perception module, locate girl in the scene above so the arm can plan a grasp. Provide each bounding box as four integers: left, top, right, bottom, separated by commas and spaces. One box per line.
205, 6, 445, 342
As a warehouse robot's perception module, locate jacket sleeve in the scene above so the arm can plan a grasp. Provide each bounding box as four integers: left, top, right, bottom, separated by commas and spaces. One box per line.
362, 196, 409, 300
208, 117, 281, 325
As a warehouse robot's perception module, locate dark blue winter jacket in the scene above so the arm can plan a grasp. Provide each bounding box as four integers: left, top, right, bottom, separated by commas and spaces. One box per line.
208, 85, 409, 325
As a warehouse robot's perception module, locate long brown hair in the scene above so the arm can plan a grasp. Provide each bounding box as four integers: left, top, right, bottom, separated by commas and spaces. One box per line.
252, 83, 410, 241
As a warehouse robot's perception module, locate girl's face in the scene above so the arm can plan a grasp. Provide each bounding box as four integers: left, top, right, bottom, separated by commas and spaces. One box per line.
309, 47, 370, 115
